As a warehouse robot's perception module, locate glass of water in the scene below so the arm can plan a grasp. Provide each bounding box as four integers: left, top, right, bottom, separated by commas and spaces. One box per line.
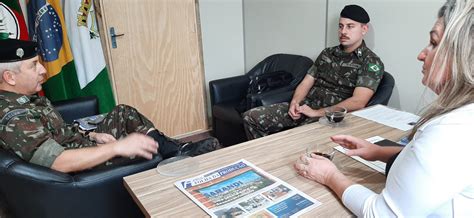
156, 143, 199, 177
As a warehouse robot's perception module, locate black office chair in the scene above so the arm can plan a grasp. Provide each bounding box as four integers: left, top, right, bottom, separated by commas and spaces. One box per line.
367, 71, 395, 106
0, 96, 160, 218
209, 54, 313, 146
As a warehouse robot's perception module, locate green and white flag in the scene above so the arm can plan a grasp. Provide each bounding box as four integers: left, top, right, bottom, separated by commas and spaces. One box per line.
64, 0, 115, 113
0, 0, 29, 40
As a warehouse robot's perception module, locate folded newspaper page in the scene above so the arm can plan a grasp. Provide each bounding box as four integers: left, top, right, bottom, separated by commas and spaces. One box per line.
73, 114, 106, 131
175, 159, 321, 217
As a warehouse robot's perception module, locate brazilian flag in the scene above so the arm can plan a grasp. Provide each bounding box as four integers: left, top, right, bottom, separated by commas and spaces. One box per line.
27, 0, 115, 113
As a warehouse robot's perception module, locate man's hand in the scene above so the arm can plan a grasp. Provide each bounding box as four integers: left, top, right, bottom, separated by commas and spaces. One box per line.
90, 132, 116, 144
330, 135, 380, 161
288, 102, 302, 120
113, 133, 159, 160
298, 104, 324, 118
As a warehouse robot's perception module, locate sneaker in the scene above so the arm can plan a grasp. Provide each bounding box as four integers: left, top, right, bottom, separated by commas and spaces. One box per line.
180, 137, 222, 157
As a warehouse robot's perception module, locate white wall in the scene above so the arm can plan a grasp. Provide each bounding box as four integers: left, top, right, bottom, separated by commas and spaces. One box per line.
199, 0, 245, 117
243, 0, 327, 71
326, 0, 444, 114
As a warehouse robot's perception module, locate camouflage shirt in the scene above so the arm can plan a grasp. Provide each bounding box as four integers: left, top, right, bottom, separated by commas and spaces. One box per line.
304, 41, 384, 108
0, 91, 95, 168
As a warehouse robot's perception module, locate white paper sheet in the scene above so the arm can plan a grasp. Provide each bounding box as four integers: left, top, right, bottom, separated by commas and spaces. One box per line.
352, 105, 420, 131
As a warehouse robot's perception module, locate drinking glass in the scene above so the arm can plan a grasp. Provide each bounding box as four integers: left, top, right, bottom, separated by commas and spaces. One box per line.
305, 144, 335, 161
156, 143, 199, 177
324, 106, 347, 127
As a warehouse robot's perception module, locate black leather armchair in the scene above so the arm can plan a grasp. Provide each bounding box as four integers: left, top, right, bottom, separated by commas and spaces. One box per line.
0, 96, 161, 218
51, 96, 100, 123
367, 71, 395, 106
209, 54, 313, 146
210, 69, 395, 147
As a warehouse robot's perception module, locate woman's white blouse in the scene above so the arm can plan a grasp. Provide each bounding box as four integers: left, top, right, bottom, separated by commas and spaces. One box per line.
342, 104, 474, 217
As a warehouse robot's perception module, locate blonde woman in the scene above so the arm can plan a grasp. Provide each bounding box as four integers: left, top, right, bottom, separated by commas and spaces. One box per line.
294, 0, 474, 216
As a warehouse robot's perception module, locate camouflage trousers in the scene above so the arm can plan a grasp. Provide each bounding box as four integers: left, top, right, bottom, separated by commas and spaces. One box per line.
92, 104, 162, 167
93, 104, 220, 168
242, 102, 319, 139
95, 104, 155, 139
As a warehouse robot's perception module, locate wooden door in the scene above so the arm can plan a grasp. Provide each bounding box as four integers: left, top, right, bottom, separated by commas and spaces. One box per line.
97, 0, 207, 136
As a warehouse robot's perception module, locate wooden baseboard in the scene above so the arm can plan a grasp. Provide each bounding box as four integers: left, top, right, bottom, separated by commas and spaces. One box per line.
174, 129, 213, 142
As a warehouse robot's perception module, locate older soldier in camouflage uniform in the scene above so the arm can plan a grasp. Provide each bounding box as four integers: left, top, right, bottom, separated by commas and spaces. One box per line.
243, 5, 384, 139
0, 39, 220, 173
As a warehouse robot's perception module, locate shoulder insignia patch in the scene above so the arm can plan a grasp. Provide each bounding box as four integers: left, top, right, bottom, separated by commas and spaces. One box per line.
0, 109, 28, 125
43, 107, 53, 115
16, 96, 30, 105
368, 63, 382, 74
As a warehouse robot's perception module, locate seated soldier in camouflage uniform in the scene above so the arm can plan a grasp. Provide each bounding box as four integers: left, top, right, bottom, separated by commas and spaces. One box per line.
243, 5, 385, 139
0, 39, 220, 173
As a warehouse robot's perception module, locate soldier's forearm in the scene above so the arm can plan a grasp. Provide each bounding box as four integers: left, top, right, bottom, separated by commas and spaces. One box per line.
330, 87, 374, 112
331, 98, 367, 112
292, 77, 314, 104
51, 144, 117, 173
291, 91, 306, 105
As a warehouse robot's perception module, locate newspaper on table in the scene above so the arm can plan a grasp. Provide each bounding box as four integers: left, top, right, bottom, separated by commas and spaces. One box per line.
175, 159, 321, 217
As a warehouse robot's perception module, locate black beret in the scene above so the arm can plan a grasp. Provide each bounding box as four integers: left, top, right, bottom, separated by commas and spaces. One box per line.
0, 39, 38, 63
340, 5, 370, 24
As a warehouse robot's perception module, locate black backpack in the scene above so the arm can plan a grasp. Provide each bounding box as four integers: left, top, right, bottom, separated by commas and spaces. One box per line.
235, 71, 294, 113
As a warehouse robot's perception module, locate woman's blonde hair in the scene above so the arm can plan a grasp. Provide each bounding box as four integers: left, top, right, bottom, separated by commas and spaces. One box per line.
410, 0, 474, 138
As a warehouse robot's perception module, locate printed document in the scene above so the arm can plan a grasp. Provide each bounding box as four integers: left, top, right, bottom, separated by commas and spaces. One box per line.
352, 105, 420, 131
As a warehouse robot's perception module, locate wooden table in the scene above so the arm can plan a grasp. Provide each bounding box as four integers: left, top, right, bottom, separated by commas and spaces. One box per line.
124, 114, 407, 217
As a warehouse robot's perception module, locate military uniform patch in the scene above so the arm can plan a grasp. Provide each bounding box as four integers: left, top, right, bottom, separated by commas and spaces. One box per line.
356, 49, 363, 57
368, 63, 382, 74
43, 107, 53, 115
0, 109, 28, 125
16, 96, 29, 104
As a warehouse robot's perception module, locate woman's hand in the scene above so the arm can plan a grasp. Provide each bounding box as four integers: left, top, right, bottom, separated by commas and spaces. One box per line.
294, 154, 339, 185
330, 135, 380, 161
294, 153, 355, 199
90, 132, 117, 144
